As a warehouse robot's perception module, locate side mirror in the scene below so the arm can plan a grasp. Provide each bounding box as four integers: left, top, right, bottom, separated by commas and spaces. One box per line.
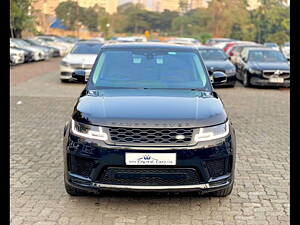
212, 71, 227, 84
72, 70, 86, 82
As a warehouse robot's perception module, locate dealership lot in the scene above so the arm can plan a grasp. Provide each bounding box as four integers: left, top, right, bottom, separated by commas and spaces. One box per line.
10, 61, 289, 225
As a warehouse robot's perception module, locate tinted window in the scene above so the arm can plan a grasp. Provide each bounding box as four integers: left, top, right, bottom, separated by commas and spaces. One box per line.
248, 50, 287, 62
71, 43, 103, 54
90, 49, 211, 90
198, 49, 227, 60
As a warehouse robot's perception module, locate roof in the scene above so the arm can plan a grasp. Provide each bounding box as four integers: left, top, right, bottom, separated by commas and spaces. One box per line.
76, 40, 104, 44
102, 42, 198, 50
245, 47, 276, 51
197, 46, 225, 50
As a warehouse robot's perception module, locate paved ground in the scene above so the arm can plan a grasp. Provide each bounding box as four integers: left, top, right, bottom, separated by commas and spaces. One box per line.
10, 60, 290, 225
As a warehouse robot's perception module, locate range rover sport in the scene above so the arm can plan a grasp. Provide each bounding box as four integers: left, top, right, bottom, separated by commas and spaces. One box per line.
63, 43, 236, 197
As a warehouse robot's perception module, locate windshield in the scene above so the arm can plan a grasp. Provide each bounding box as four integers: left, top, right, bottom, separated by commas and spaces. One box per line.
283, 43, 290, 47
71, 43, 103, 54
198, 49, 227, 60
90, 49, 211, 90
248, 50, 287, 62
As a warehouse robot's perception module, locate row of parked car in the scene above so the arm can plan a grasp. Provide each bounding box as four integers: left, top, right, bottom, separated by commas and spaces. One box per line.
10, 35, 78, 66
58, 36, 290, 88
202, 38, 290, 88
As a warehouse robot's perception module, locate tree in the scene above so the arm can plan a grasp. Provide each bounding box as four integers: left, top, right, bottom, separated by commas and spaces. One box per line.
55, 1, 83, 30
10, 0, 35, 37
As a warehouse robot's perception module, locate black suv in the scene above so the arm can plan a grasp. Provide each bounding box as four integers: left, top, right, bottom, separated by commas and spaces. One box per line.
63, 43, 236, 197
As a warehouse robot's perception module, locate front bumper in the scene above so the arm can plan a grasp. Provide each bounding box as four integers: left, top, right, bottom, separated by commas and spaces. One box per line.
213, 74, 236, 87
63, 123, 236, 193
250, 77, 290, 87
60, 65, 91, 81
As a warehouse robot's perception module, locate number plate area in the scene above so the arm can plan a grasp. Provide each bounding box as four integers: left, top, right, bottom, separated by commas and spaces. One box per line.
125, 153, 176, 165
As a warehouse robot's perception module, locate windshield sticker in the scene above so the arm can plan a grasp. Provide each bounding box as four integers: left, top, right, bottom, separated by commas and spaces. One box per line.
133, 57, 142, 64
156, 57, 163, 64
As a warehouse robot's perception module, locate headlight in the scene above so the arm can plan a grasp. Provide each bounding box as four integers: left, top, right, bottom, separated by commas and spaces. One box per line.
249, 68, 262, 75
61, 60, 70, 67
71, 119, 108, 141
225, 68, 236, 74
194, 121, 229, 142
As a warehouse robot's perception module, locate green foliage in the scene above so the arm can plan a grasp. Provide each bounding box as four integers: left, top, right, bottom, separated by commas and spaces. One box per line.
55, 1, 83, 30
10, 0, 35, 37
52, 0, 289, 44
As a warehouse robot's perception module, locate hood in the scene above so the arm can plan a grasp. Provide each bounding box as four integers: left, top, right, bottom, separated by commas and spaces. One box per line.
204, 60, 234, 71
21, 46, 42, 53
64, 54, 97, 65
73, 89, 227, 128
248, 61, 290, 71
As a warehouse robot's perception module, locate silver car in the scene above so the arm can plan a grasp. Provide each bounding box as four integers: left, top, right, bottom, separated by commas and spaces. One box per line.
60, 41, 103, 82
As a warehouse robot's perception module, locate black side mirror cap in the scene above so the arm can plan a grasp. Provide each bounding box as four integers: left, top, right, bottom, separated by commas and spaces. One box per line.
72, 70, 86, 82
212, 71, 227, 84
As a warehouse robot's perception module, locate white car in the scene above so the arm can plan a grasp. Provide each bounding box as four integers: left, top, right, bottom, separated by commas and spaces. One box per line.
37, 36, 74, 52
10, 48, 25, 65
264, 42, 280, 51
29, 37, 67, 57
60, 41, 103, 82
281, 42, 290, 60
116, 36, 147, 42
10, 39, 45, 61
168, 38, 201, 46
32, 37, 69, 56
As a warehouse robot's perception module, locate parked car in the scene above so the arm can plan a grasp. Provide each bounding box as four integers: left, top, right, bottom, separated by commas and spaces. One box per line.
263, 42, 280, 51
32, 37, 69, 56
24, 39, 60, 57
236, 48, 290, 87
60, 41, 103, 82
37, 35, 74, 52
89, 37, 105, 43
116, 36, 147, 42
198, 47, 236, 87
228, 44, 265, 65
167, 38, 201, 46
10, 48, 25, 65
63, 43, 236, 197
281, 42, 290, 61
205, 38, 234, 46
10, 38, 47, 61
223, 41, 256, 53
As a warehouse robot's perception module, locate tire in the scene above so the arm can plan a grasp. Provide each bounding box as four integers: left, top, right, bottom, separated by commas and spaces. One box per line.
242, 71, 250, 87
64, 181, 88, 196
60, 79, 70, 83
210, 182, 233, 197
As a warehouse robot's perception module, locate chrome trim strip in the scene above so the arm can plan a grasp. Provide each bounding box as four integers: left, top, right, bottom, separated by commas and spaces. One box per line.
91, 181, 230, 190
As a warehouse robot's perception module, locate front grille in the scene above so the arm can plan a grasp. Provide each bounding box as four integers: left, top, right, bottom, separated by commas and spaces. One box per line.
263, 70, 290, 79
206, 158, 226, 178
98, 167, 201, 186
70, 63, 93, 69
108, 127, 194, 146
68, 155, 97, 177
